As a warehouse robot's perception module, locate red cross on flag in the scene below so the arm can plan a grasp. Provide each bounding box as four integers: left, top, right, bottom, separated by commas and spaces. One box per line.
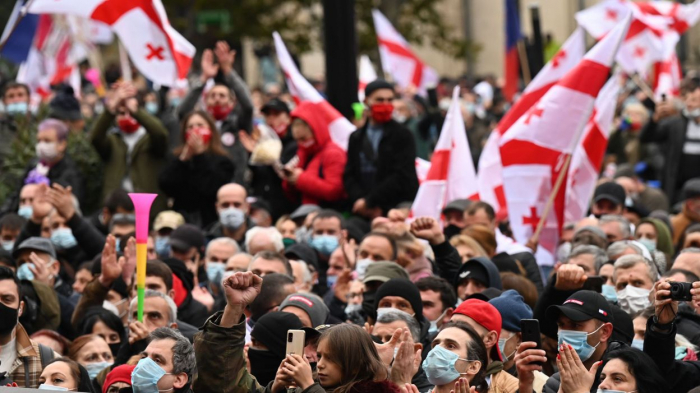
28, 0, 195, 87
499, 17, 630, 267
273, 32, 354, 151
477, 27, 585, 218
372, 9, 438, 94
653, 52, 682, 100
358, 55, 378, 101
411, 86, 478, 221
566, 72, 622, 223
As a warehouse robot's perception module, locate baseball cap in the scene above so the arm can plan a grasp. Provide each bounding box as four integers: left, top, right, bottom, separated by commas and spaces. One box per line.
453, 299, 503, 361
442, 199, 472, 215
13, 237, 56, 260
261, 98, 290, 114
290, 204, 320, 221
280, 293, 330, 328
681, 178, 700, 201
362, 261, 409, 284
546, 290, 614, 324
169, 224, 205, 252
154, 211, 185, 232
593, 182, 626, 207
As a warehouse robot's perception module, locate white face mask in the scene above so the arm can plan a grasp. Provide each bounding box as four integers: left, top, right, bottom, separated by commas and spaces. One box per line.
355, 258, 373, 280
36, 141, 59, 161
616, 285, 651, 315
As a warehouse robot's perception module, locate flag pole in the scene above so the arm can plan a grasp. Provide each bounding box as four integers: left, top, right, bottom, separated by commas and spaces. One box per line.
630, 73, 655, 100
517, 40, 531, 85
531, 153, 572, 243
119, 39, 132, 82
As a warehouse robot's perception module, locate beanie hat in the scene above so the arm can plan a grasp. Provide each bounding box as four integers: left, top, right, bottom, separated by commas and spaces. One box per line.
364, 79, 395, 99
488, 289, 532, 332
251, 311, 304, 358
374, 278, 423, 320
48, 85, 82, 121
280, 293, 329, 328
103, 365, 136, 393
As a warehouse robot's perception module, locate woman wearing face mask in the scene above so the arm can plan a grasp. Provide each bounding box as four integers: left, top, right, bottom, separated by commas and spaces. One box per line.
89, 80, 169, 215
68, 335, 114, 381
634, 218, 674, 265
79, 307, 126, 360
38, 357, 97, 392
606, 102, 649, 166
557, 345, 664, 393
281, 101, 347, 208
159, 110, 234, 228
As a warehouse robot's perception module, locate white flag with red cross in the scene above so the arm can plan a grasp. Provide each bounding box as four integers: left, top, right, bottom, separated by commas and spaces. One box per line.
566, 72, 622, 223
499, 17, 630, 267
411, 86, 478, 221
272, 32, 355, 151
477, 27, 586, 217
372, 9, 438, 94
358, 55, 378, 102
653, 52, 682, 100
28, 0, 195, 87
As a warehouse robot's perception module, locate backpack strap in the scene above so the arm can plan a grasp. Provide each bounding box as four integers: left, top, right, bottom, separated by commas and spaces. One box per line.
39, 343, 55, 369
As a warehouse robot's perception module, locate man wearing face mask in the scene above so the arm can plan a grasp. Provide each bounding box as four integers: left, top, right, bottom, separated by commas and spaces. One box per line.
612, 254, 657, 315
640, 78, 700, 204
90, 80, 169, 215
0, 82, 31, 165
132, 327, 195, 393
206, 183, 255, 247
344, 79, 419, 219
488, 290, 533, 376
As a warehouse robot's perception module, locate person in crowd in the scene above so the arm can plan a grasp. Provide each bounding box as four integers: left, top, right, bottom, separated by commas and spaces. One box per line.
276, 216, 298, 246
450, 235, 488, 263
598, 215, 633, 243
416, 276, 457, 335
441, 199, 472, 240
635, 217, 674, 260
671, 247, 700, 279
246, 273, 296, 341
613, 254, 657, 315
168, 223, 206, 279
0, 82, 32, 163
615, 169, 669, 213
132, 327, 196, 393
226, 252, 253, 274
641, 78, 700, 204
344, 80, 419, 219
89, 81, 169, 214
88, 189, 134, 237
201, 237, 239, 300
177, 41, 253, 184
281, 101, 347, 208
206, 183, 255, 246
152, 210, 185, 259
78, 307, 126, 358
454, 257, 502, 300
30, 330, 72, 356
38, 357, 96, 392
67, 334, 114, 379
488, 289, 533, 375
373, 278, 432, 354
606, 102, 650, 165
0, 213, 24, 252
308, 210, 345, 269
280, 292, 330, 328
591, 182, 626, 218
248, 251, 293, 277
671, 178, 700, 244
102, 364, 135, 393
564, 245, 607, 276
14, 183, 38, 220
159, 110, 234, 227
289, 260, 314, 293
245, 226, 284, 256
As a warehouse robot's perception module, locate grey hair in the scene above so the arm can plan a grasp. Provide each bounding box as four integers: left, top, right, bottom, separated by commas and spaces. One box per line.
376, 309, 421, 343
129, 289, 177, 324
206, 237, 240, 256
607, 241, 644, 260
566, 245, 608, 273
613, 254, 659, 284
599, 215, 632, 239
150, 327, 196, 383
244, 227, 284, 252
290, 260, 312, 285
680, 247, 700, 255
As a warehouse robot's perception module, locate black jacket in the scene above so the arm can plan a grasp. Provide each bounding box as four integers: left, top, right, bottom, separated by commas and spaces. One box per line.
676, 302, 700, 347
159, 153, 234, 228
344, 120, 419, 212
644, 316, 700, 393
431, 241, 467, 286
639, 114, 688, 204
511, 251, 545, 294
533, 274, 577, 339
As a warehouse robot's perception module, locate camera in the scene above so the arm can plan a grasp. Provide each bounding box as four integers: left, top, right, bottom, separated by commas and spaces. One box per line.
288, 332, 293, 342
669, 282, 693, 301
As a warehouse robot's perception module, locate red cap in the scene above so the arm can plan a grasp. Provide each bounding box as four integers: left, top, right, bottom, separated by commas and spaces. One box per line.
103, 365, 136, 393
454, 299, 504, 361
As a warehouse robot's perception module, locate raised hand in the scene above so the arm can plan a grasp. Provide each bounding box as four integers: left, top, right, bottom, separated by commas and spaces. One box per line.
375, 327, 404, 367
27, 252, 52, 285
281, 354, 314, 390
100, 235, 125, 287
221, 271, 263, 327
514, 341, 547, 393
122, 237, 137, 286
557, 343, 600, 393
451, 377, 476, 393
390, 330, 421, 385
192, 286, 215, 312
200, 49, 219, 82
410, 217, 446, 245
334, 269, 353, 303
46, 183, 75, 220
128, 321, 150, 345
31, 184, 53, 224
214, 41, 236, 74
654, 280, 677, 325
554, 264, 587, 291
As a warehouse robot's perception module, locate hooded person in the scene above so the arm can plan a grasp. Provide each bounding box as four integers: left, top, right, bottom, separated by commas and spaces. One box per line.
635, 217, 674, 262
454, 257, 503, 300
282, 101, 347, 208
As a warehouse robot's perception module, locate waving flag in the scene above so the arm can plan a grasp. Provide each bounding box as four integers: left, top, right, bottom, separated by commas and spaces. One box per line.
1, 0, 40, 64
566, 73, 622, 223
28, 0, 195, 87
412, 87, 478, 221
358, 55, 378, 101
372, 9, 438, 94
273, 32, 354, 150
478, 27, 586, 216
500, 16, 630, 267
653, 52, 682, 100
504, 0, 522, 102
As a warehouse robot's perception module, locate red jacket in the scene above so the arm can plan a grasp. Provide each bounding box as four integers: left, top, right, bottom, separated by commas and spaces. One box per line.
283, 101, 347, 205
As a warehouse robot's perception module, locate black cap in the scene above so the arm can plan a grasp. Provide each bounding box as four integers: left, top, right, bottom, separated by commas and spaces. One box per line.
169, 224, 205, 252
681, 178, 700, 201
251, 311, 318, 358
594, 182, 626, 207
13, 237, 56, 260
466, 287, 502, 302
442, 199, 472, 214
48, 85, 82, 121
249, 198, 272, 215
456, 260, 489, 287
546, 290, 614, 324
261, 98, 290, 114
364, 79, 394, 99
491, 252, 520, 274
284, 243, 319, 272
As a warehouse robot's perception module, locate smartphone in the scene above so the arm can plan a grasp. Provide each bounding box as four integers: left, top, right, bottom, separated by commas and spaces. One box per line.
520, 319, 543, 366
582, 276, 604, 293
286, 329, 306, 356
661, 93, 667, 102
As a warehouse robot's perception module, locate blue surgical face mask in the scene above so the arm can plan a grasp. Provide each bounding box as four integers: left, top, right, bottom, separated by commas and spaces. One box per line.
6, 102, 28, 115
429, 308, 450, 335
675, 346, 688, 360
85, 361, 113, 379
17, 263, 36, 281
155, 236, 170, 258
132, 357, 172, 393
207, 261, 225, 283
1, 240, 13, 252
38, 384, 71, 391
18, 205, 33, 219
596, 390, 637, 393
51, 228, 78, 250
557, 323, 604, 362
636, 237, 656, 253
326, 274, 338, 287
310, 235, 339, 256
601, 284, 618, 303
631, 338, 644, 350
498, 333, 516, 361
145, 102, 159, 115
422, 345, 474, 386
219, 207, 245, 230
169, 97, 182, 108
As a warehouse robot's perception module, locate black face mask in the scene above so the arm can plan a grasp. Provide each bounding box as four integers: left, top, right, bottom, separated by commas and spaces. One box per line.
361, 290, 376, 321
109, 342, 122, 358
443, 224, 462, 241
0, 302, 19, 336
248, 348, 283, 386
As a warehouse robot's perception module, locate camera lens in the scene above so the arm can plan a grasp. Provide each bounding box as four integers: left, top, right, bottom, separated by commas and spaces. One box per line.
288, 333, 293, 342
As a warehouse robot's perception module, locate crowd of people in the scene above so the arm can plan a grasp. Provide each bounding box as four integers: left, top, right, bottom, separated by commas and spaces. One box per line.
0, 40, 700, 393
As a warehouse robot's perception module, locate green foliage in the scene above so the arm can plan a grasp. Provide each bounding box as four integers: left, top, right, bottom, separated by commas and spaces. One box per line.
66, 130, 104, 215
0, 115, 37, 204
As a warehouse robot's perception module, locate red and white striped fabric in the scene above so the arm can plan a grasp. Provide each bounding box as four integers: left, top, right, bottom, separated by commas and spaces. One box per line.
499, 17, 630, 267
372, 9, 438, 94
358, 55, 377, 102
415, 158, 430, 184
566, 72, 622, 223
272, 32, 354, 150
28, 0, 195, 87
477, 27, 586, 216
412, 86, 478, 221
654, 52, 682, 100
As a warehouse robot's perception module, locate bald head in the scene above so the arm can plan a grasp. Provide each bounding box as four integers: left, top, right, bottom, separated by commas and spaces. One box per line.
672, 251, 700, 278
216, 183, 248, 214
